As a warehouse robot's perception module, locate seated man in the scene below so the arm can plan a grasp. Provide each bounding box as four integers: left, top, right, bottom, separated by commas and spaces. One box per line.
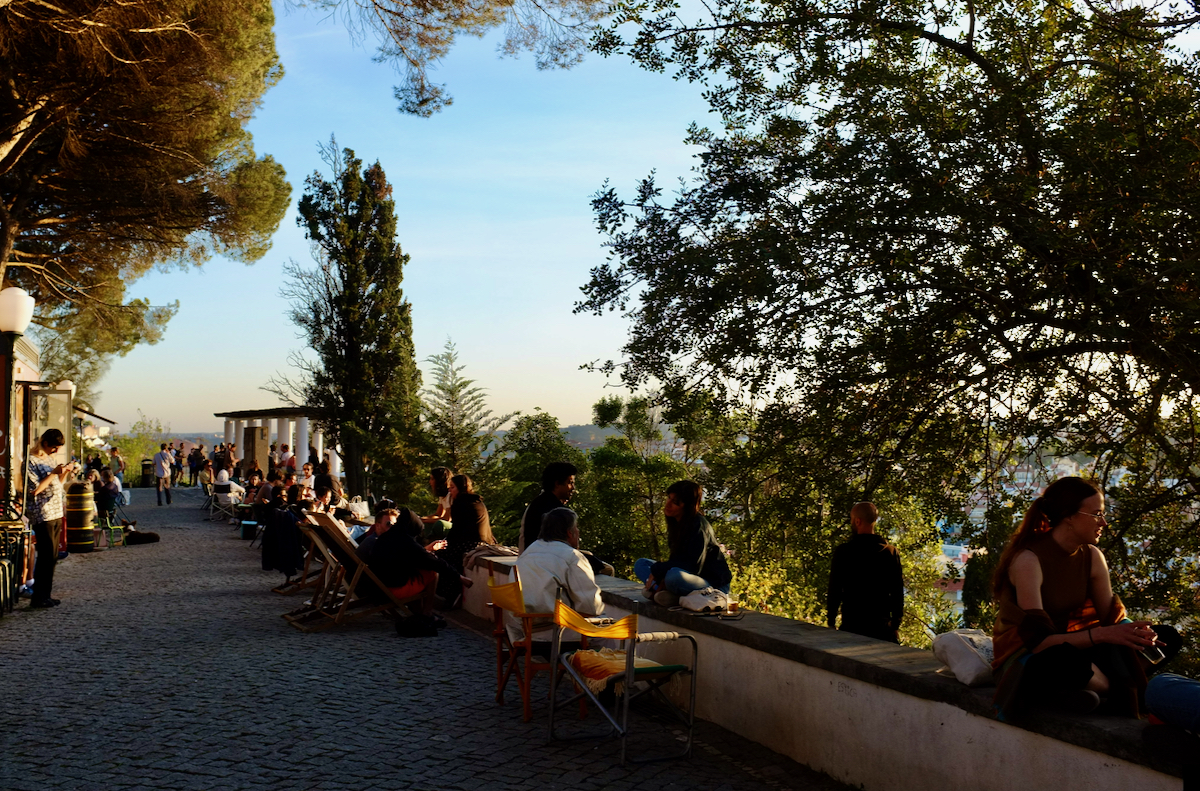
511, 507, 604, 650
358, 508, 472, 620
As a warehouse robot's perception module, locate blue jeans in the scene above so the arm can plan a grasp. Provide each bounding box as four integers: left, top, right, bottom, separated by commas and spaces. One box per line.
634, 558, 730, 595
1146, 674, 1200, 731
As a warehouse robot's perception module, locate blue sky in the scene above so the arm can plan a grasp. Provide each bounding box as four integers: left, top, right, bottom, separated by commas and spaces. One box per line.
91, 2, 713, 433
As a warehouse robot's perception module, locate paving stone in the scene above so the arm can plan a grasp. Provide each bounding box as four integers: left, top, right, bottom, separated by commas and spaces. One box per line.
0, 489, 851, 790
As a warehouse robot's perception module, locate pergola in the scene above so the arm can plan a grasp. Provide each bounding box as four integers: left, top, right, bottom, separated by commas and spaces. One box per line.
212, 408, 340, 476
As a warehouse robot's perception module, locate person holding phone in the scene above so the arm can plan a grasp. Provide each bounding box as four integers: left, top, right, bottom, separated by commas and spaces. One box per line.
26, 428, 76, 608
991, 477, 1177, 718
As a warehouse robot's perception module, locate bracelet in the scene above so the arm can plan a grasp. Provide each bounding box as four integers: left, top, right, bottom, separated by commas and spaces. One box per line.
1088, 628, 1096, 646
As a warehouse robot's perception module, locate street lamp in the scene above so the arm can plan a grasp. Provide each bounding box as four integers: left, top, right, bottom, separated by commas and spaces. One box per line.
0, 287, 35, 518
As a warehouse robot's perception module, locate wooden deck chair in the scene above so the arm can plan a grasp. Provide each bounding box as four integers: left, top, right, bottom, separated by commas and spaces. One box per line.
489, 576, 561, 722
283, 514, 420, 632
547, 599, 698, 764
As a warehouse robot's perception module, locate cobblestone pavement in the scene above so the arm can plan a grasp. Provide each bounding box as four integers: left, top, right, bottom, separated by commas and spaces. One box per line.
0, 489, 850, 791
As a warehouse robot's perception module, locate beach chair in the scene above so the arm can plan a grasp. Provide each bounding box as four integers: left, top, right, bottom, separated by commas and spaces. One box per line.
199, 482, 214, 511
548, 599, 698, 764
282, 513, 420, 632
489, 576, 560, 722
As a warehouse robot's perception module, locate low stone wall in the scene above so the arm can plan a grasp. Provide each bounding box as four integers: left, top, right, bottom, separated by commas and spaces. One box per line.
463, 564, 1184, 791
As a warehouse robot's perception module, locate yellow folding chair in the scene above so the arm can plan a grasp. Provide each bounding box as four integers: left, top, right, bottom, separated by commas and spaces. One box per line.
488, 578, 556, 722
547, 598, 698, 764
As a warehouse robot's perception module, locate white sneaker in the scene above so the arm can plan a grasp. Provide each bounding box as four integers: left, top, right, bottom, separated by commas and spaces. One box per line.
680, 587, 729, 612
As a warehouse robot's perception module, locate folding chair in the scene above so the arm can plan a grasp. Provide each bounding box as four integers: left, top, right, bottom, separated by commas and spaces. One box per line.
199, 482, 214, 511
95, 491, 123, 548
548, 599, 698, 764
489, 576, 557, 722
282, 515, 420, 632
209, 483, 237, 522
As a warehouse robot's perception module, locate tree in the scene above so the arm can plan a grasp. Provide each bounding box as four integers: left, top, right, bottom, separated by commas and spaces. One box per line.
582, 0, 1200, 638
110, 411, 170, 486
273, 142, 424, 500
310, 0, 607, 115
1, 0, 290, 354
482, 410, 587, 544
421, 339, 515, 475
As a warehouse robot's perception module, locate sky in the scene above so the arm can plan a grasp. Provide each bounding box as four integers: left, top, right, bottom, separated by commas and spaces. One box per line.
89, 2, 715, 433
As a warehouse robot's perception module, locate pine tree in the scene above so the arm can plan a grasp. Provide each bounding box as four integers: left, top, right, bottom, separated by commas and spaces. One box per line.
422, 339, 514, 475
276, 141, 423, 499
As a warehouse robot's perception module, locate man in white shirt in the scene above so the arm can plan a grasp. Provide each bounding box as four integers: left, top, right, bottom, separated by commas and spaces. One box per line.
153, 443, 173, 506
510, 508, 604, 646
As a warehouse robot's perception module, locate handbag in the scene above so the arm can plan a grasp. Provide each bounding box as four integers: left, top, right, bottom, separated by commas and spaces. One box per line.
346, 496, 370, 520
932, 628, 995, 687
680, 587, 730, 613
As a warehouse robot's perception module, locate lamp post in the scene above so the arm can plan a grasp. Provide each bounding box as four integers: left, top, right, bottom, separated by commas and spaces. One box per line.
0, 287, 35, 518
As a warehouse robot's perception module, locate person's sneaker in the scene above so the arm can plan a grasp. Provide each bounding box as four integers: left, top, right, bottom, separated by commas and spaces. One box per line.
1056, 689, 1101, 714
653, 591, 680, 607
29, 599, 59, 609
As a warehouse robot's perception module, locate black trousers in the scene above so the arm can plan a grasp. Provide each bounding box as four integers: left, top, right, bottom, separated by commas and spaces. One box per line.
32, 519, 60, 603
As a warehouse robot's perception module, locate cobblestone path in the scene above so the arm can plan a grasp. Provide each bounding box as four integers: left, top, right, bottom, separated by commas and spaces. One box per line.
0, 489, 849, 791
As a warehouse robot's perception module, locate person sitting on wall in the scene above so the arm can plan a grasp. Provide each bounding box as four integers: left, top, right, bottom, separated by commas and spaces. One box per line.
991, 477, 1179, 719
513, 507, 604, 653
633, 480, 732, 607
420, 466, 454, 539
518, 462, 577, 553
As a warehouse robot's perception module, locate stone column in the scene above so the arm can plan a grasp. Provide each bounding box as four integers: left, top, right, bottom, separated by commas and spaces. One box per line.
274, 417, 286, 448
313, 431, 324, 465
223, 420, 234, 448
295, 417, 309, 469
328, 446, 341, 478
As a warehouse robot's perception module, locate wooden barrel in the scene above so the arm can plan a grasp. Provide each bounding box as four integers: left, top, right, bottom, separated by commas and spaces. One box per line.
65, 482, 95, 554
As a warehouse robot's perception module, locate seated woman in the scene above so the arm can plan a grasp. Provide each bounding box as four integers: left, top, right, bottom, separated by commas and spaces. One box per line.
359, 508, 472, 621
436, 474, 495, 605
420, 466, 454, 539
634, 480, 732, 607
95, 469, 121, 527
198, 460, 215, 490
992, 477, 1177, 718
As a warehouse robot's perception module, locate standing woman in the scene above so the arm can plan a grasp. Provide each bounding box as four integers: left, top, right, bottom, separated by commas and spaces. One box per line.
633, 480, 732, 607
437, 474, 495, 605
26, 429, 76, 608
991, 477, 1177, 719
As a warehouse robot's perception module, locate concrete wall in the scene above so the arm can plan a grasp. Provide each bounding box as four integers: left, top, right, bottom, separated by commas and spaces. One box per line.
601, 599, 1179, 791
463, 564, 1181, 791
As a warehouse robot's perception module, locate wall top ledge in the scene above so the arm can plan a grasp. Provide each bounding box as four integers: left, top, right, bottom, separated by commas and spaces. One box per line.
597, 576, 1181, 778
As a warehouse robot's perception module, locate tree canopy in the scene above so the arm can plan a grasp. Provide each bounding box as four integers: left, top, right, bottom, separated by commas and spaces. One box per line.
421, 339, 515, 473
310, 0, 607, 115
582, 0, 1200, 633
0, 0, 290, 356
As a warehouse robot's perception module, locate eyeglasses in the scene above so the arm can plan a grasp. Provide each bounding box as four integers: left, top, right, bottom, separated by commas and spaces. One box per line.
1076, 511, 1108, 523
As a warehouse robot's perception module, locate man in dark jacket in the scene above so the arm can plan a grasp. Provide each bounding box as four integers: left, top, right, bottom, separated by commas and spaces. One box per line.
826, 502, 905, 643
360, 509, 472, 616
518, 462, 577, 552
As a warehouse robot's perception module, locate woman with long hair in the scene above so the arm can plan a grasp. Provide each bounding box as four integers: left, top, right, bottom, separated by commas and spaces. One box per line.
26, 428, 77, 608
991, 476, 1175, 719
436, 474, 495, 606
420, 466, 454, 538
633, 480, 732, 607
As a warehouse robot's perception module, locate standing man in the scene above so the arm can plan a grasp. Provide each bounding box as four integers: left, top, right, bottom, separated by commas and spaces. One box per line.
518, 462, 577, 553
827, 501, 904, 643
109, 446, 127, 484
153, 443, 174, 506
